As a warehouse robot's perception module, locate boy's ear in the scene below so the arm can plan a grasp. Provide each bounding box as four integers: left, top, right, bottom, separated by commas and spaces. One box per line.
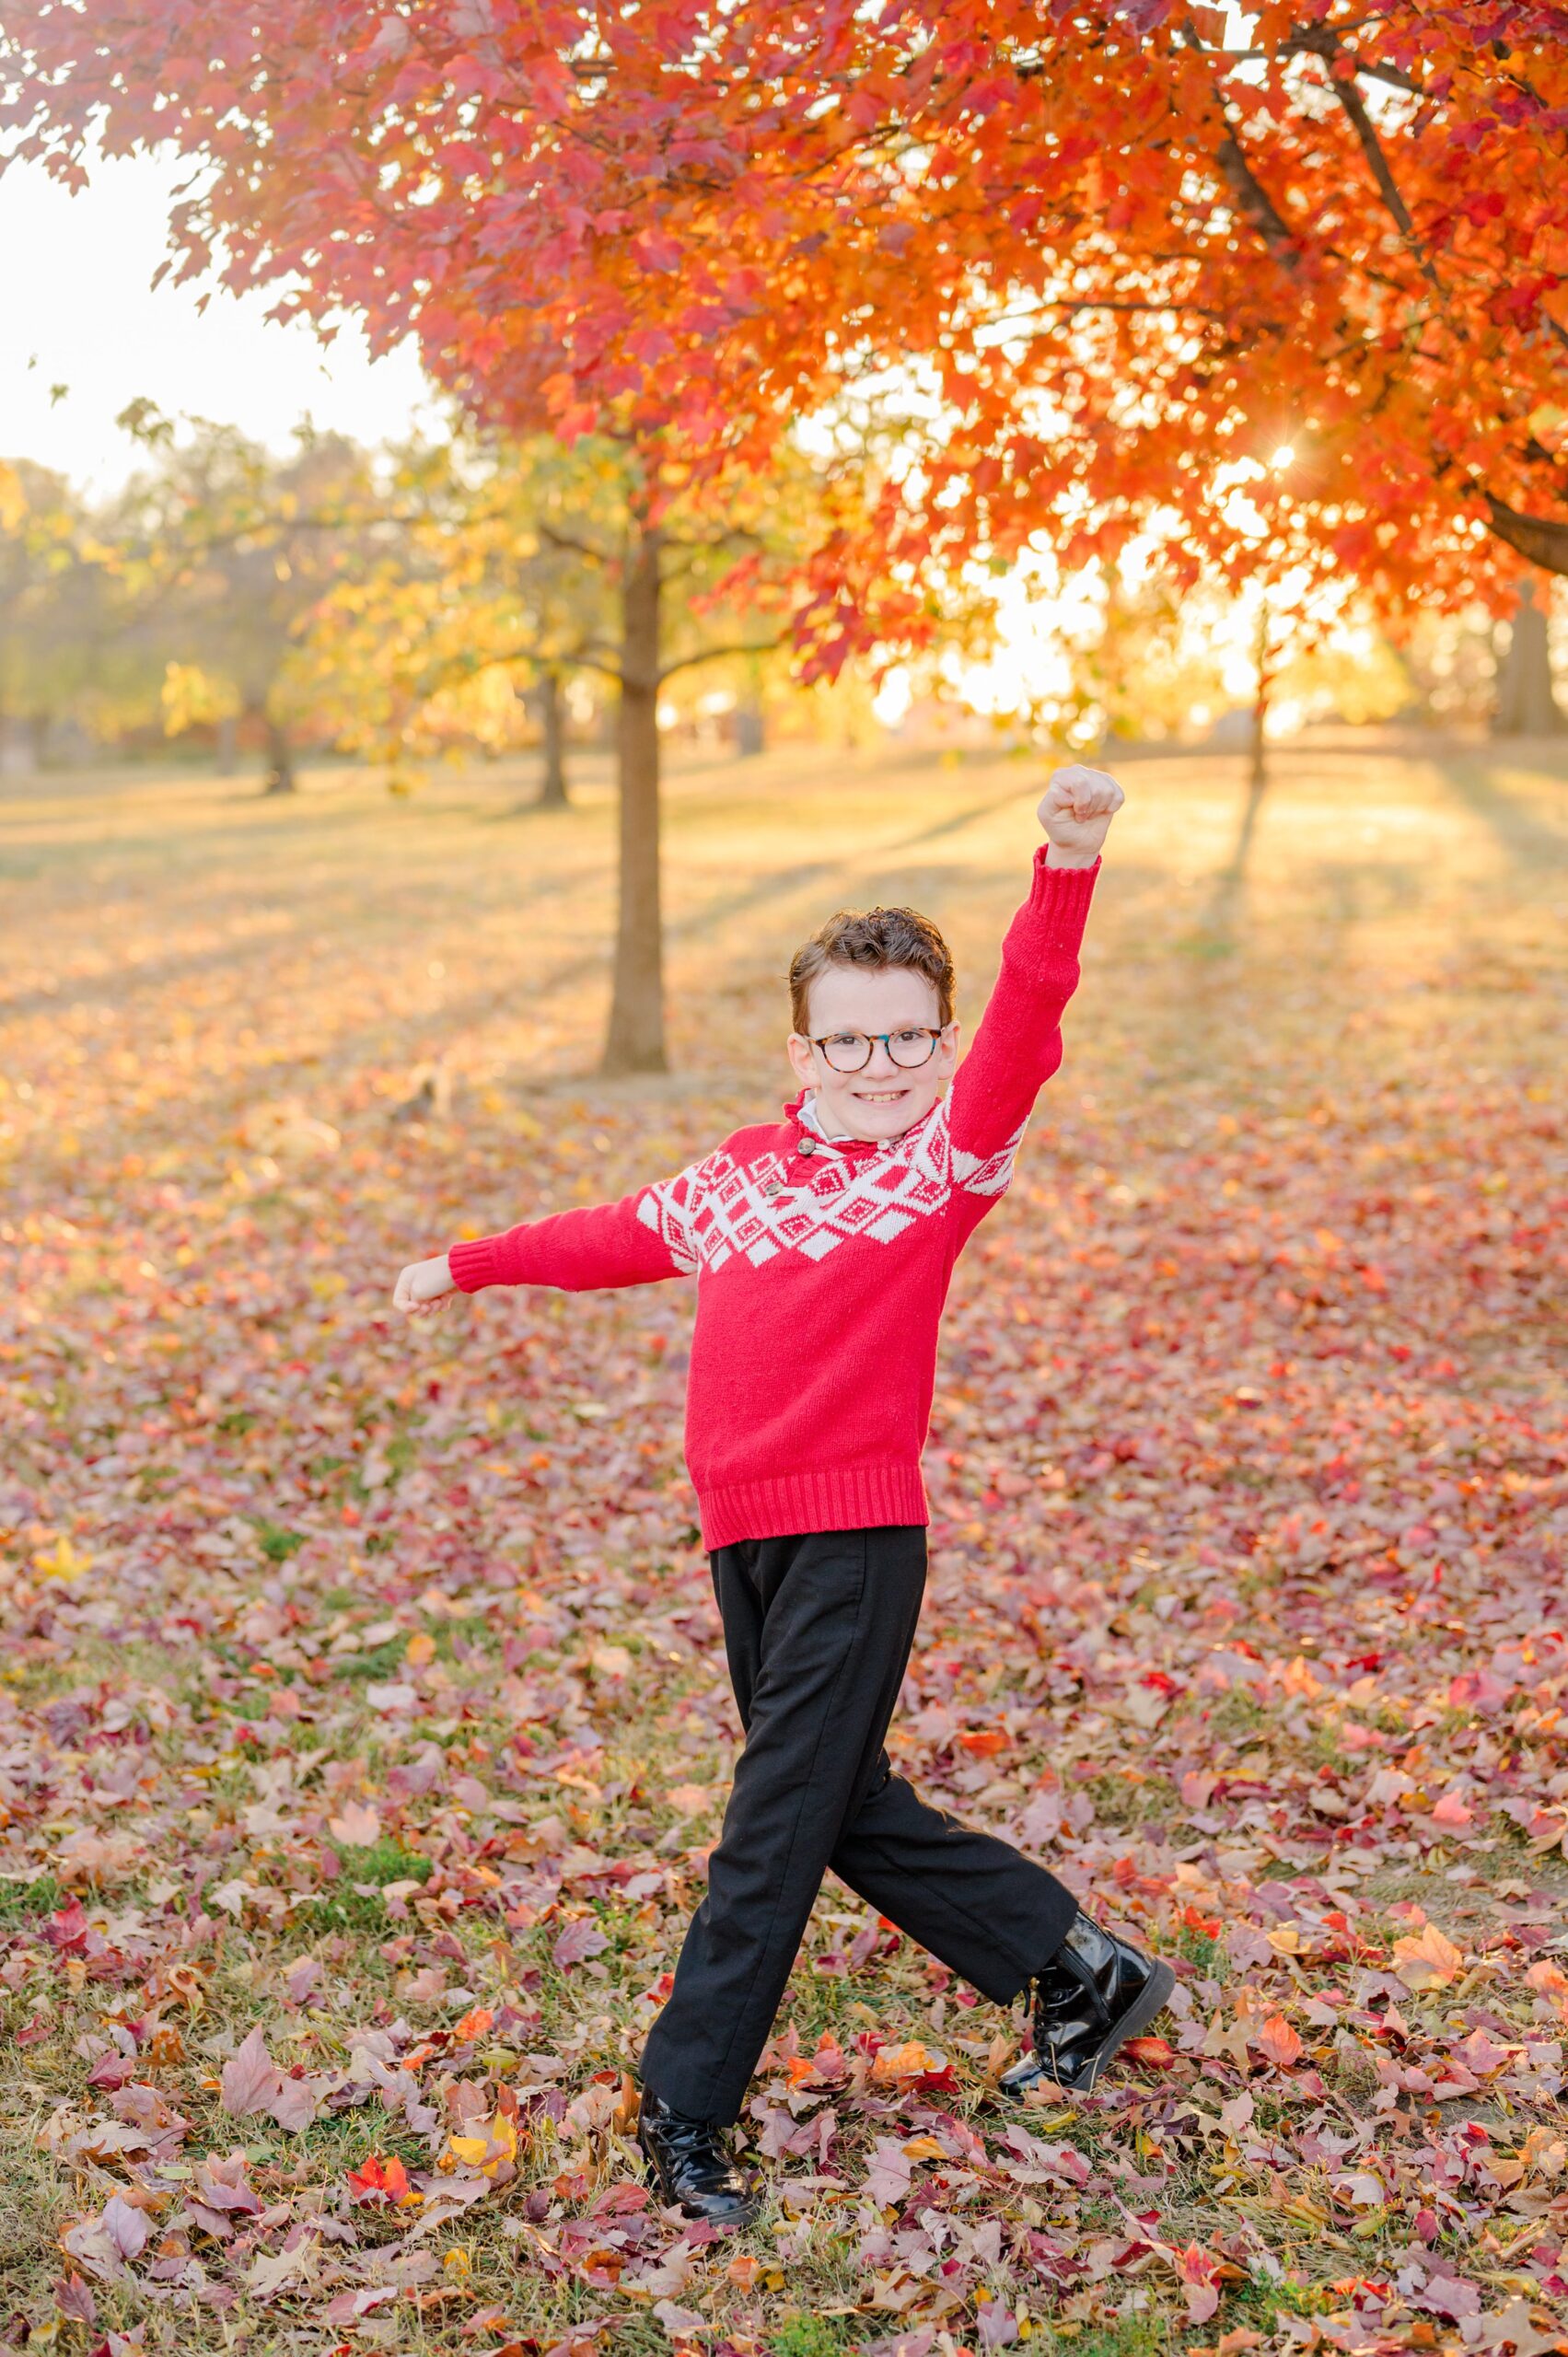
786, 1031, 818, 1088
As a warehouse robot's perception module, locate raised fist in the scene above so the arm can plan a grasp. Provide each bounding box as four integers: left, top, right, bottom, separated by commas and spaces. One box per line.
1038, 764, 1124, 865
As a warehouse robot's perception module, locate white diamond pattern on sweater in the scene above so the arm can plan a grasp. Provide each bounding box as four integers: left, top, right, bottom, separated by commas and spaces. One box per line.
634, 1106, 1027, 1275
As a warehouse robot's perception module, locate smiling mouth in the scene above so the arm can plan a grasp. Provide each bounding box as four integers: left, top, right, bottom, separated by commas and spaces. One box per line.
854, 1087, 913, 1105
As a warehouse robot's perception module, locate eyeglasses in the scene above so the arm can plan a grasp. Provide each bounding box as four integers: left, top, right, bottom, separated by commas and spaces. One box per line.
808, 1027, 947, 1074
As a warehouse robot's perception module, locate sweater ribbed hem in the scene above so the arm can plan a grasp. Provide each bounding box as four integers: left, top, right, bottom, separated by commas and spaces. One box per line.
697, 1463, 929, 1552
447, 1236, 504, 1293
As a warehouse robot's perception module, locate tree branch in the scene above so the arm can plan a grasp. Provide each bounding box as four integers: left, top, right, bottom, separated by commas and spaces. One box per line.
1208, 33, 1423, 95
658, 523, 766, 553
398, 633, 622, 701
538, 522, 616, 566
1483, 493, 1568, 578
1326, 64, 1443, 295
656, 636, 783, 684
989, 296, 1232, 328
1179, 21, 1303, 273
1214, 131, 1303, 272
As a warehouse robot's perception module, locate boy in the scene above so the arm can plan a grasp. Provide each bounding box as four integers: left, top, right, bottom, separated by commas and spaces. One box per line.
393, 766, 1174, 2226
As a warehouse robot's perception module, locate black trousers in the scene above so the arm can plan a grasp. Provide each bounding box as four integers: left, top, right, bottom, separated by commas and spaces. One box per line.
638, 1524, 1080, 2123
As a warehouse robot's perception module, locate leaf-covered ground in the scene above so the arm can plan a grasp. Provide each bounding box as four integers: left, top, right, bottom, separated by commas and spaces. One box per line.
1, 736, 1564, 2357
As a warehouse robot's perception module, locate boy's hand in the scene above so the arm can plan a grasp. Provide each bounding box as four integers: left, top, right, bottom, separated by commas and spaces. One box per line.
393, 1253, 456, 1319
1039, 764, 1124, 867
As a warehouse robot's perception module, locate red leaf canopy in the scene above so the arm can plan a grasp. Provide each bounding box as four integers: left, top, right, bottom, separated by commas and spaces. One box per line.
8, 2, 1568, 640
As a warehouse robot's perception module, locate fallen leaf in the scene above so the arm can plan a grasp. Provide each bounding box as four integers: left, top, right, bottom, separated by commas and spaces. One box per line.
653, 2302, 706, 2337
346, 2153, 421, 2208
871, 2039, 945, 2084
552, 1917, 610, 1968
1392, 1923, 1465, 1991
220, 2026, 282, 2119
328, 1798, 383, 1845
1253, 2015, 1304, 2069
98, 2194, 150, 2260
52, 2275, 97, 2326
442, 2109, 519, 2180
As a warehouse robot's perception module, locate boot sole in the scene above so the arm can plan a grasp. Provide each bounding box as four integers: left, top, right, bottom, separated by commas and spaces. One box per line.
1002, 1958, 1178, 2100
1078, 1956, 1177, 2093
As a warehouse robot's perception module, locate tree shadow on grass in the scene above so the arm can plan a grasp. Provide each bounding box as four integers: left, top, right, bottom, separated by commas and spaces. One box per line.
1431, 749, 1568, 874
1181, 777, 1269, 958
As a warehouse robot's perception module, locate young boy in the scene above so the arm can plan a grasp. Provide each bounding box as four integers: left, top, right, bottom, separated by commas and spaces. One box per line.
393, 766, 1174, 2226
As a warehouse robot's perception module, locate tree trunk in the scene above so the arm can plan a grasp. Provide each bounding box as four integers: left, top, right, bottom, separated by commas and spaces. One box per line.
261, 706, 296, 795
1492, 579, 1565, 735
601, 528, 667, 1075
734, 694, 765, 757
0, 715, 34, 777
1249, 597, 1271, 797
216, 713, 238, 776
537, 667, 569, 806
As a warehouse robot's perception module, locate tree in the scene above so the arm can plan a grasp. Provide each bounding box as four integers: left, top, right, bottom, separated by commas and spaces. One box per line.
1492, 581, 1565, 736
302, 434, 616, 808
0, 5, 908, 1071
11, 3, 1563, 628
0, 459, 94, 770
109, 413, 377, 793
304, 428, 837, 1069
20, 6, 1568, 1030
530, 668, 571, 807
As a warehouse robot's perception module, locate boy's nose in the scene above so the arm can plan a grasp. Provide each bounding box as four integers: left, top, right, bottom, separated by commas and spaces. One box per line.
863, 1039, 899, 1077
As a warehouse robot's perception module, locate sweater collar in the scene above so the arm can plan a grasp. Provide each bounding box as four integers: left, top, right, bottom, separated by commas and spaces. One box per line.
796, 1091, 850, 1144
783, 1089, 930, 1159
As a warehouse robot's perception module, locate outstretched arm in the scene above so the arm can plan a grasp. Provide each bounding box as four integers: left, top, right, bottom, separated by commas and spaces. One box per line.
946, 765, 1122, 1177
392, 1164, 701, 1318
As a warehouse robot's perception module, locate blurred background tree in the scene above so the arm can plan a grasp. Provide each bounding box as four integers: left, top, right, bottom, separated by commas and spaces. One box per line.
301, 424, 874, 1072
109, 408, 379, 794
0, 459, 126, 772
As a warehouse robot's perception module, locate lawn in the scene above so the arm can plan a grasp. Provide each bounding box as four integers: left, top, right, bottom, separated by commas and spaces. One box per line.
0, 732, 1564, 2357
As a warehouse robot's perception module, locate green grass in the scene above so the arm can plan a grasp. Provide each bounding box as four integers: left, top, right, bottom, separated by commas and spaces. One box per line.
253, 1516, 308, 1562
298, 1839, 436, 1930
331, 1637, 410, 1682
771, 2317, 857, 2357
0, 1875, 63, 1926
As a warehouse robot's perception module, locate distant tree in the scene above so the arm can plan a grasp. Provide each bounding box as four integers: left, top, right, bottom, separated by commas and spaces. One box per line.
111, 410, 377, 792
0, 459, 95, 770
302, 434, 615, 807
307, 428, 848, 1072
1492, 582, 1565, 737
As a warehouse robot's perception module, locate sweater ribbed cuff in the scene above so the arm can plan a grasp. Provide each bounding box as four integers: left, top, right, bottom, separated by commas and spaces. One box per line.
1028, 846, 1100, 935
447, 1236, 506, 1293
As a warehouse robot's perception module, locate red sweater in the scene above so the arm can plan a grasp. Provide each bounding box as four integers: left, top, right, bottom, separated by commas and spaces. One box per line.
448, 850, 1098, 1550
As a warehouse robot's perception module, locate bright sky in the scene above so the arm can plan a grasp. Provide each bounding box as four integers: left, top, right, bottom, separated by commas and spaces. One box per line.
0, 151, 436, 493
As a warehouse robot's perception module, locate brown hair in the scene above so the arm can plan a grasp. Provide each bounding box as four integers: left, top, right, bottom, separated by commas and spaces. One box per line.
788, 905, 956, 1036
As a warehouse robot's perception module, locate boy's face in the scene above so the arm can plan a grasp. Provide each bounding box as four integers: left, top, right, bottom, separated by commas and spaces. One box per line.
786, 963, 960, 1144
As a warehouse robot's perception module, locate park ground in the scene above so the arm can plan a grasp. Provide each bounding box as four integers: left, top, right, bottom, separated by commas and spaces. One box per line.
0, 733, 1564, 2357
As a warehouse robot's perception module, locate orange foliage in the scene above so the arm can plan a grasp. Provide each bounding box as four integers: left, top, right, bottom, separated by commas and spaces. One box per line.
6, 5, 1568, 660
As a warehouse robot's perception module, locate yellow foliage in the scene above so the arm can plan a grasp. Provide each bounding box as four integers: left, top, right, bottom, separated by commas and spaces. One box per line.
440, 2108, 519, 2178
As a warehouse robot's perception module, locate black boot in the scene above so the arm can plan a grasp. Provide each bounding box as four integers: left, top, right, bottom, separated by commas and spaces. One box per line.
1000, 1911, 1176, 2098
636, 2086, 761, 2227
